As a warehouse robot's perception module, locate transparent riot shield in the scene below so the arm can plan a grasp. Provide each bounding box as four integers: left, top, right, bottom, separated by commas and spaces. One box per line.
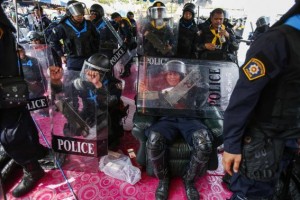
21, 44, 51, 119
137, 11, 178, 57
51, 66, 109, 172
101, 17, 137, 77
136, 57, 239, 118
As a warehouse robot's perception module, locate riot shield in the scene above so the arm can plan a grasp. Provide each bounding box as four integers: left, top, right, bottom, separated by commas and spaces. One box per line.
101, 17, 136, 77
21, 44, 52, 118
136, 57, 239, 118
51, 66, 109, 172
137, 13, 178, 57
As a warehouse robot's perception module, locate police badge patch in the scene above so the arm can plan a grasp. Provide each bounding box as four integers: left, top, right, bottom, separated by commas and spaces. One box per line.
242, 58, 266, 80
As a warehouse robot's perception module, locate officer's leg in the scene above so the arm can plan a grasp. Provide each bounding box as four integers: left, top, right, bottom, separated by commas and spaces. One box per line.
183, 129, 212, 200
0, 108, 46, 197
146, 131, 169, 200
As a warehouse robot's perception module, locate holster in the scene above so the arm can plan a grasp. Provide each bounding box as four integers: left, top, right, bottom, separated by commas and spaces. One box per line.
240, 128, 285, 182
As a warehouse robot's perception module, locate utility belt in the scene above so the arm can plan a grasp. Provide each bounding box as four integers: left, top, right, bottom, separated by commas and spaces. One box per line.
240, 126, 285, 182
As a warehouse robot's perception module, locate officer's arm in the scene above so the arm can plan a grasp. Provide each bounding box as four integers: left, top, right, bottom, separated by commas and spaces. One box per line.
223, 30, 289, 154
48, 25, 65, 57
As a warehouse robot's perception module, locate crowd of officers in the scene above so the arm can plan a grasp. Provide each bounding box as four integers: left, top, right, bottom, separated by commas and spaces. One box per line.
1, 0, 276, 198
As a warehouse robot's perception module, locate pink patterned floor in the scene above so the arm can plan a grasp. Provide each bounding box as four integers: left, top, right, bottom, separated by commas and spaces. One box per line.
3, 64, 232, 200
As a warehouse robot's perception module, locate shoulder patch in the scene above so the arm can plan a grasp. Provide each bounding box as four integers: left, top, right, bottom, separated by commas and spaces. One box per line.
242, 58, 266, 81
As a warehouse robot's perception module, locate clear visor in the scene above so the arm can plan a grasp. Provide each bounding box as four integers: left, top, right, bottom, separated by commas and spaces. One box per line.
150, 7, 166, 19
80, 60, 110, 82
67, 2, 87, 16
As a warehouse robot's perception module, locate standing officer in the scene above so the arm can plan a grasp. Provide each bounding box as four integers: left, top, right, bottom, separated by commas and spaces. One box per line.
198, 8, 239, 62
0, 1, 48, 197
48, 0, 99, 72
176, 3, 200, 59
141, 1, 175, 57
222, 2, 300, 200
247, 16, 270, 45
111, 12, 134, 78
90, 4, 117, 58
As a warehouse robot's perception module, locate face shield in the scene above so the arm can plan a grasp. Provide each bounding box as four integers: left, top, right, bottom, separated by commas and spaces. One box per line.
80, 59, 110, 84
67, 2, 87, 16
149, 7, 167, 19
256, 16, 270, 28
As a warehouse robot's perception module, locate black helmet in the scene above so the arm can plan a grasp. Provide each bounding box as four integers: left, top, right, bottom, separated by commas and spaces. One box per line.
85, 53, 110, 73
149, 1, 166, 19
90, 4, 104, 17
27, 31, 42, 41
163, 60, 186, 76
127, 11, 134, 18
256, 16, 270, 27
66, 1, 86, 16
183, 3, 195, 17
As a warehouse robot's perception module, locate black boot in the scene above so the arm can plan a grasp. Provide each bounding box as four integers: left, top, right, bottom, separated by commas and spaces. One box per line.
183, 130, 212, 200
146, 131, 169, 200
156, 178, 170, 200
12, 161, 45, 197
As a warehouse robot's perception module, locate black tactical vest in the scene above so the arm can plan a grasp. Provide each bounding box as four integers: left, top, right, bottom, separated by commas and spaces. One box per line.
253, 25, 300, 129
61, 20, 98, 57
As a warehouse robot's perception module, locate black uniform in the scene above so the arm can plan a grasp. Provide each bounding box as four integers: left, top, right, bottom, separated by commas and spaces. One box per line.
176, 17, 199, 59
49, 17, 99, 71
223, 6, 300, 200
0, 6, 47, 166
198, 24, 238, 62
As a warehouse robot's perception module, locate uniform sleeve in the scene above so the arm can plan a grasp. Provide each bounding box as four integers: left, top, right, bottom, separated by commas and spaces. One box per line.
48, 24, 65, 57
223, 29, 289, 154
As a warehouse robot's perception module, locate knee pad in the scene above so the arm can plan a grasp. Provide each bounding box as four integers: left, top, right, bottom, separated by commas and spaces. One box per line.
191, 129, 213, 156
146, 131, 166, 151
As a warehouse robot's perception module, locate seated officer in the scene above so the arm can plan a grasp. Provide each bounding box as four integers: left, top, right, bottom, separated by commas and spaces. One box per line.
141, 60, 212, 200
198, 8, 239, 62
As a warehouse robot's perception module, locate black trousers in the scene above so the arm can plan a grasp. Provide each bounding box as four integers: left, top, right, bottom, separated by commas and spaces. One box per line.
0, 107, 47, 165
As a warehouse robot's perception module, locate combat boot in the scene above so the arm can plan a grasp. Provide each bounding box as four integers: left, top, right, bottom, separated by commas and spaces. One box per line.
182, 177, 199, 200
12, 161, 45, 197
146, 131, 170, 200
156, 178, 170, 200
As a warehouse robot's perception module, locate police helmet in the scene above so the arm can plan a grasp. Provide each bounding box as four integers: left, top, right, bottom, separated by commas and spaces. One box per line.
67, 1, 86, 16
127, 11, 134, 18
90, 4, 104, 17
183, 3, 195, 17
27, 31, 42, 41
163, 60, 186, 76
83, 53, 110, 75
149, 1, 167, 19
256, 16, 270, 28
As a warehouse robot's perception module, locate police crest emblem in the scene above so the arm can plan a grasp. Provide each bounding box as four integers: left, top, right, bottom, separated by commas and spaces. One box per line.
242, 58, 266, 80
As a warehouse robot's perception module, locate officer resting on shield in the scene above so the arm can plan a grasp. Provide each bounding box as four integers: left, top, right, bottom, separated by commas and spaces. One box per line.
139, 60, 212, 200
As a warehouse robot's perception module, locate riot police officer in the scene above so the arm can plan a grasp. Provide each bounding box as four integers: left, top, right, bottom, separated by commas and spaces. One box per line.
0, 1, 48, 197
176, 3, 200, 59
111, 12, 134, 78
222, 2, 300, 200
48, 0, 99, 71
141, 1, 175, 57
198, 8, 239, 62
247, 16, 270, 45
144, 60, 212, 200
90, 4, 117, 58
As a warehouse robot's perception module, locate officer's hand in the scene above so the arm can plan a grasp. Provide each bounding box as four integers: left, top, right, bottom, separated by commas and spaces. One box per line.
85, 69, 102, 89
222, 151, 241, 176
61, 56, 66, 64
204, 43, 216, 51
219, 29, 229, 38
49, 66, 63, 84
